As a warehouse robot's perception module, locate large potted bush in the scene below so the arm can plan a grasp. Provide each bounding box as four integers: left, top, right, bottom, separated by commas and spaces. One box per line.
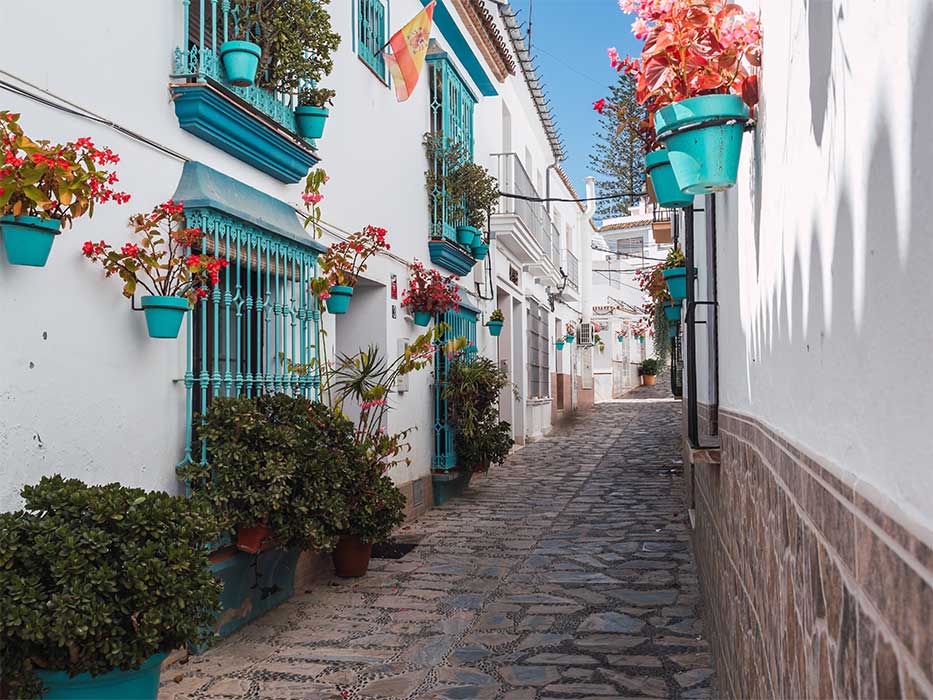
0, 476, 220, 700
455, 417, 513, 474
311, 225, 391, 315
400, 259, 461, 326
0, 112, 130, 267
82, 200, 227, 338
616, 0, 761, 193
640, 358, 660, 385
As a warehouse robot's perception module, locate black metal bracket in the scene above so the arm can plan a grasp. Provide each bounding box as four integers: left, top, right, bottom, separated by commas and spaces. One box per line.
130, 295, 143, 312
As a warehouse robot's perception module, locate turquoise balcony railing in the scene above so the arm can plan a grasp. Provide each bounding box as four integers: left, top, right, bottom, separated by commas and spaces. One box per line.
433, 307, 478, 471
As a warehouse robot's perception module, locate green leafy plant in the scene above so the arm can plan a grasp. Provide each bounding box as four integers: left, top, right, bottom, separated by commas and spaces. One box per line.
662, 246, 685, 269
0, 111, 130, 226
232, 0, 341, 98
455, 417, 513, 471
423, 133, 499, 231
443, 357, 513, 441
640, 357, 660, 376
299, 86, 336, 108
337, 462, 407, 543
300, 167, 328, 236
0, 476, 221, 699
490, 308, 504, 322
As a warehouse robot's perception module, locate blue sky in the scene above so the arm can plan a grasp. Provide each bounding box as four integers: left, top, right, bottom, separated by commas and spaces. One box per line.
506, 0, 641, 197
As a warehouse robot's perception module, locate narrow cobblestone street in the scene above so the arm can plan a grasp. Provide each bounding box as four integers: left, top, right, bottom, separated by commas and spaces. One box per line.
160, 387, 715, 700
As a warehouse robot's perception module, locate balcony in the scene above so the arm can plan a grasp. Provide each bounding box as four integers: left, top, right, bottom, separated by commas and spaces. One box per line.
652, 203, 674, 244
170, 0, 319, 183
492, 153, 560, 282
563, 249, 580, 290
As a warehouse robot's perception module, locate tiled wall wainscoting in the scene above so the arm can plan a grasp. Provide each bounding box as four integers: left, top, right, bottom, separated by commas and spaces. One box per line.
690, 408, 932, 699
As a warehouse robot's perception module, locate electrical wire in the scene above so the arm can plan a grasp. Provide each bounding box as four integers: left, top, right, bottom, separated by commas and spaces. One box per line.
500, 189, 647, 204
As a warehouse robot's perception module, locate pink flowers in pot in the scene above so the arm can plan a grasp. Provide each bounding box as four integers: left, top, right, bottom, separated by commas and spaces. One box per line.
315, 225, 391, 289
400, 259, 461, 315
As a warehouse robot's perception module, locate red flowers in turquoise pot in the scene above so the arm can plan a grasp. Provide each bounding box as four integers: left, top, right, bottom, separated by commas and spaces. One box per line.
401, 260, 461, 327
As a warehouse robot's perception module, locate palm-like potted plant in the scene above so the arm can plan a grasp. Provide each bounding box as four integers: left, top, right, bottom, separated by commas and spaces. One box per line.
487, 308, 505, 337
0, 476, 220, 700
82, 200, 228, 338
0, 112, 130, 267
400, 259, 461, 326
311, 225, 391, 314
616, 0, 761, 193
640, 357, 660, 385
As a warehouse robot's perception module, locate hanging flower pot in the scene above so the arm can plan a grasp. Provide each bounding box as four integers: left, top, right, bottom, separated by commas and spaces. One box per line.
662, 266, 697, 303
565, 334, 575, 344
471, 242, 489, 261
326, 285, 354, 314
663, 300, 681, 323
487, 320, 503, 337
555, 339, 565, 350
413, 310, 433, 327
235, 523, 274, 554
654, 94, 750, 195
617, 335, 625, 343
37, 652, 167, 700
456, 225, 479, 246
295, 106, 329, 140
638, 336, 645, 344
0, 215, 61, 267
332, 535, 373, 578
140, 296, 190, 339
645, 150, 693, 209
219, 40, 262, 87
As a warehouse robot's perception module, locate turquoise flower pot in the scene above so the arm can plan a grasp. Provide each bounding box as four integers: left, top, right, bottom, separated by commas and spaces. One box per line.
37, 653, 166, 700
326, 285, 353, 314
219, 40, 261, 87
646, 150, 693, 209
295, 105, 329, 140
1, 215, 61, 267
638, 337, 645, 344
662, 266, 698, 302
487, 320, 503, 337
565, 334, 575, 344
456, 225, 479, 246
617, 335, 625, 342
413, 310, 432, 327
663, 300, 681, 323
668, 323, 678, 338
141, 296, 189, 338
555, 340, 565, 350
471, 242, 489, 261
654, 94, 750, 195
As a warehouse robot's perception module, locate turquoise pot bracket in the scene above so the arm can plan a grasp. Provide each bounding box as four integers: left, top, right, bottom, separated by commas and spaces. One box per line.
36, 652, 167, 700
1, 215, 61, 267
655, 94, 750, 195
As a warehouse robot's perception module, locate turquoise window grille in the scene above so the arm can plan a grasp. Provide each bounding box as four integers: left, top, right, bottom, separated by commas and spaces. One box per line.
433, 307, 478, 470
179, 208, 321, 466
357, 0, 387, 80
427, 50, 477, 245
173, 0, 303, 134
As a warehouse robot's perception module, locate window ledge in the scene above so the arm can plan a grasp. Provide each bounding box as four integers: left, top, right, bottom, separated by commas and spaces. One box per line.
429, 239, 475, 276
170, 82, 319, 184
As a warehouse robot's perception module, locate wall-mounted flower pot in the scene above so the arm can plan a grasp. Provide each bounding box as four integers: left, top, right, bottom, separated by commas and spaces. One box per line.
456, 225, 479, 247
37, 652, 167, 700
487, 320, 503, 337
413, 310, 432, 327
235, 523, 274, 554
326, 285, 353, 314
0, 215, 61, 267
219, 40, 261, 87
295, 105, 329, 140
643, 374, 657, 386
654, 94, 749, 194
662, 266, 697, 303
668, 323, 678, 338
617, 335, 625, 342
471, 242, 489, 261
555, 340, 565, 350
663, 300, 681, 323
141, 296, 189, 338
333, 535, 372, 578
565, 334, 575, 344
645, 150, 693, 209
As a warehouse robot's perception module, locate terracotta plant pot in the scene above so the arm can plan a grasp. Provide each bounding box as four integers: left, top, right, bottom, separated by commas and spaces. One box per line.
332, 535, 372, 578
236, 523, 273, 554
643, 375, 657, 386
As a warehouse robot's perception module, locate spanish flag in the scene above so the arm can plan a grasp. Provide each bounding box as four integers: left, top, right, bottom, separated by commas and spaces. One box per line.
384, 1, 436, 102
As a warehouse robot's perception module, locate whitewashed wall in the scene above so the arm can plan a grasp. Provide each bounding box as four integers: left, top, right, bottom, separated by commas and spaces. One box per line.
715, 0, 933, 534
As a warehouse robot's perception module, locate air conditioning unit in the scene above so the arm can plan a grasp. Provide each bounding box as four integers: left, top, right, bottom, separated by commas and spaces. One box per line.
577, 321, 594, 346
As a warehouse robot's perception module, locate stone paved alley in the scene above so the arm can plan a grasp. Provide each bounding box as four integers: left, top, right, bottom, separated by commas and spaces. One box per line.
160, 386, 715, 700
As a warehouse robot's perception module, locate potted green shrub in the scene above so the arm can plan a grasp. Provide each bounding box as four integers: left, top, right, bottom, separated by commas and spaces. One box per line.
640, 358, 660, 386
295, 87, 335, 140
82, 200, 228, 338
400, 259, 461, 326
487, 308, 504, 337
455, 417, 513, 474
0, 112, 130, 267
311, 225, 390, 314
0, 476, 220, 700
619, 1, 760, 193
